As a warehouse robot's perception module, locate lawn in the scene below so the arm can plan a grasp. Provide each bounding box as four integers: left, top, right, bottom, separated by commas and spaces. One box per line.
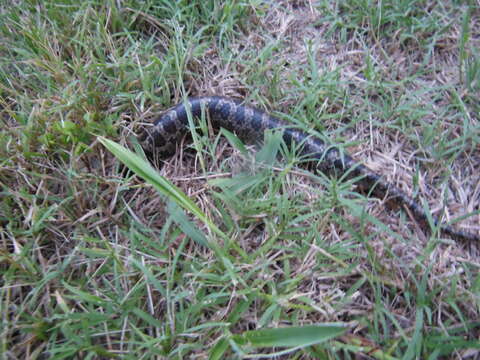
1, 0, 479, 359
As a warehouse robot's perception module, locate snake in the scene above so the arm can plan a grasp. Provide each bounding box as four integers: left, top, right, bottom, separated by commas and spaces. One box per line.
139, 96, 479, 242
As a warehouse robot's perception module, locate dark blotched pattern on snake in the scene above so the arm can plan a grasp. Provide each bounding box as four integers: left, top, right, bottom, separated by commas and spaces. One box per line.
139, 96, 479, 242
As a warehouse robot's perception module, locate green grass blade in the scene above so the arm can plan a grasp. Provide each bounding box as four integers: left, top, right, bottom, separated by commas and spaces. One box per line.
98, 136, 227, 242
234, 323, 347, 348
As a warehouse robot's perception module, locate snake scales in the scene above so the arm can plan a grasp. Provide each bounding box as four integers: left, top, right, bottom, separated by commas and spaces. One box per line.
139, 96, 479, 242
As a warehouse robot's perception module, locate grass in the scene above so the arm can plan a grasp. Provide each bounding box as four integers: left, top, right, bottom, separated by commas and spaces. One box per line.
1, 0, 479, 358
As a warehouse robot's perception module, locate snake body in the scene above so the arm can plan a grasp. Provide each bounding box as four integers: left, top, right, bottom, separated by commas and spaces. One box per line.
139, 96, 479, 242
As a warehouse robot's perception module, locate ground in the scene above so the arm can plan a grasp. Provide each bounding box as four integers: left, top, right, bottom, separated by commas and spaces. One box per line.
0, 1, 479, 359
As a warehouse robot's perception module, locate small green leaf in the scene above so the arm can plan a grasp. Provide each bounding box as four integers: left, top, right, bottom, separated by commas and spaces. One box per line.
167, 201, 209, 247
131, 308, 164, 329
234, 323, 347, 348
210, 338, 229, 360
220, 128, 249, 155
63, 282, 106, 305
256, 129, 283, 165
